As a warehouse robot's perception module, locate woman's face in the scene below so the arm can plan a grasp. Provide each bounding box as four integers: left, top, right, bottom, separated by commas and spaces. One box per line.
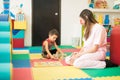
80, 17, 85, 25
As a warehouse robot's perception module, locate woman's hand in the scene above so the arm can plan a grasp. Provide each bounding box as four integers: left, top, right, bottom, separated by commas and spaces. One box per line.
69, 52, 79, 65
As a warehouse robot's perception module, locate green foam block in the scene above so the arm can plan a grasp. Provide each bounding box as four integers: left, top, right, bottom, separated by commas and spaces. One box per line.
82, 66, 120, 77
0, 32, 10, 43
0, 22, 10, 31
0, 63, 10, 80
59, 45, 75, 49
0, 44, 10, 63
12, 54, 29, 60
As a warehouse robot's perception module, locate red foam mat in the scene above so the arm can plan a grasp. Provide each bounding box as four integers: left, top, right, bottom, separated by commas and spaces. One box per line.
30, 59, 70, 67
13, 68, 33, 80
62, 48, 80, 52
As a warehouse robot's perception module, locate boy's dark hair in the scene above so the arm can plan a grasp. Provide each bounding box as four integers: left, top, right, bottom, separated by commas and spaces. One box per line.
49, 29, 59, 36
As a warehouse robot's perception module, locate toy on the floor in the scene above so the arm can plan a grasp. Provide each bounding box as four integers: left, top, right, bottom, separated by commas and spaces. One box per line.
34, 61, 63, 67
53, 53, 67, 60
110, 26, 120, 65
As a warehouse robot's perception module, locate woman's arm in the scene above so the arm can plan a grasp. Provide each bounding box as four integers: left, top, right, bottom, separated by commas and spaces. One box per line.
83, 44, 99, 54
74, 44, 99, 58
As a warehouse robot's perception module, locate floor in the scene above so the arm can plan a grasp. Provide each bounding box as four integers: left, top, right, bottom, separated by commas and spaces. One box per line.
12, 45, 120, 80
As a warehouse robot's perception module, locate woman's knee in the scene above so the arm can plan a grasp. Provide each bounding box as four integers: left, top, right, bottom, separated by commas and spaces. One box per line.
73, 60, 83, 68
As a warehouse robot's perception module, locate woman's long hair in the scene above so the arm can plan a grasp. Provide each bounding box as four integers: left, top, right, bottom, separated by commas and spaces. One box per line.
80, 9, 98, 40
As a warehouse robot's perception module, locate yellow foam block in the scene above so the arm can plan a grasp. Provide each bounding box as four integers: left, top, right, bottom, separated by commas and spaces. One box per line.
10, 63, 13, 80
12, 50, 29, 54
32, 66, 89, 80
94, 76, 120, 80
14, 21, 27, 30
30, 54, 43, 59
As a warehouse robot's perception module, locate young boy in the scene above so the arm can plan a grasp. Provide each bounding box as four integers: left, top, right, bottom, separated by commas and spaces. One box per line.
42, 29, 64, 59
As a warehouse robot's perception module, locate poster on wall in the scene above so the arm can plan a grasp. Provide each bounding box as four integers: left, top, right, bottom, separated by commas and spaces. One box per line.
0, 0, 24, 19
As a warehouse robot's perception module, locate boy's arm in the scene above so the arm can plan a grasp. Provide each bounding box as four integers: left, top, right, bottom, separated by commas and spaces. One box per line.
44, 41, 54, 58
54, 42, 64, 54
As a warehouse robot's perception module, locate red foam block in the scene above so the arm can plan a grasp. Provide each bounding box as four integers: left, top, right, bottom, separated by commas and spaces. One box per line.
13, 38, 24, 48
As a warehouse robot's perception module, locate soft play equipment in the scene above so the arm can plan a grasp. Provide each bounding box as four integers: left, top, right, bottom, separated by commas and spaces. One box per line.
0, 20, 12, 79
0, 14, 9, 21
0, 22, 10, 31
110, 26, 120, 65
0, 32, 10, 43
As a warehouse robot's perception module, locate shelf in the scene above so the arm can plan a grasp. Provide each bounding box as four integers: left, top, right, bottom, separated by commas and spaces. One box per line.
89, 8, 120, 13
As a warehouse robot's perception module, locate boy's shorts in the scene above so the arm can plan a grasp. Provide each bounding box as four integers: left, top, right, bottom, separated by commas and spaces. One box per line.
42, 49, 57, 58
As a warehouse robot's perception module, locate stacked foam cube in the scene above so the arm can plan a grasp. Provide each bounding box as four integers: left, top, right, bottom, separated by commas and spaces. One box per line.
0, 14, 12, 80
13, 10, 27, 48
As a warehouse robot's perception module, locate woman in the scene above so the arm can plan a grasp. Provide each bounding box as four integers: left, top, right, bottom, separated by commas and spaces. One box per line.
65, 9, 107, 68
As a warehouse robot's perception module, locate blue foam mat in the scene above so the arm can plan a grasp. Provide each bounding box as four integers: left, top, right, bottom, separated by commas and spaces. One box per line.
12, 60, 31, 68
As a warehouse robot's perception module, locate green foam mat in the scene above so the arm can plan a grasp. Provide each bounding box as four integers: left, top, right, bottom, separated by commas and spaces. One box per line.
59, 45, 75, 49
29, 46, 42, 52
29, 46, 42, 49
12, 54, 30, 60
82, 66, 120, 77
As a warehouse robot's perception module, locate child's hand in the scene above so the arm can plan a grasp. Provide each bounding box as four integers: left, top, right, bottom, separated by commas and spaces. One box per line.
50, 55, 55, 59
50, 55, 58, 60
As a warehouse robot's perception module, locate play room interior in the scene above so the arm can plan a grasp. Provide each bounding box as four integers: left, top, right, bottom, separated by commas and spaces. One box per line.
0, 0, 120, 80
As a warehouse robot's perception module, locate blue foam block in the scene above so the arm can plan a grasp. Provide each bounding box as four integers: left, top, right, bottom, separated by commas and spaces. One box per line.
12, 30, 25, 38
12, 60, 31, 68
0, 14, 9, 21
13, 47, 29, 50
61, 78, 92, 80
0, 22, 10, 31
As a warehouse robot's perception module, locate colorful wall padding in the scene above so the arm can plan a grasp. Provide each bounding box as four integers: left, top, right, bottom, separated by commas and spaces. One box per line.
0, 63, 11, 80
0, 14, 12, 80
0, 14, 9, 21
0, 22, 10, 31
0, 32, 10, 43
0, 44, 10, 63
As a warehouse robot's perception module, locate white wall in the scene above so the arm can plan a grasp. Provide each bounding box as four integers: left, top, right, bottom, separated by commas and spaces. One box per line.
10, 0, 32, 46
0, 0, 88, 46
61, 0, 88, 45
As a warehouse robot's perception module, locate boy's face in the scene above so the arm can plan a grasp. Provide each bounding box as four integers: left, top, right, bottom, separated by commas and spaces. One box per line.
49, 34, 58, 42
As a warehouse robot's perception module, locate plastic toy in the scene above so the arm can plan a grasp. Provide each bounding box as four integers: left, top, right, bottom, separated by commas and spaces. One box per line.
95, 0, 108, 9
